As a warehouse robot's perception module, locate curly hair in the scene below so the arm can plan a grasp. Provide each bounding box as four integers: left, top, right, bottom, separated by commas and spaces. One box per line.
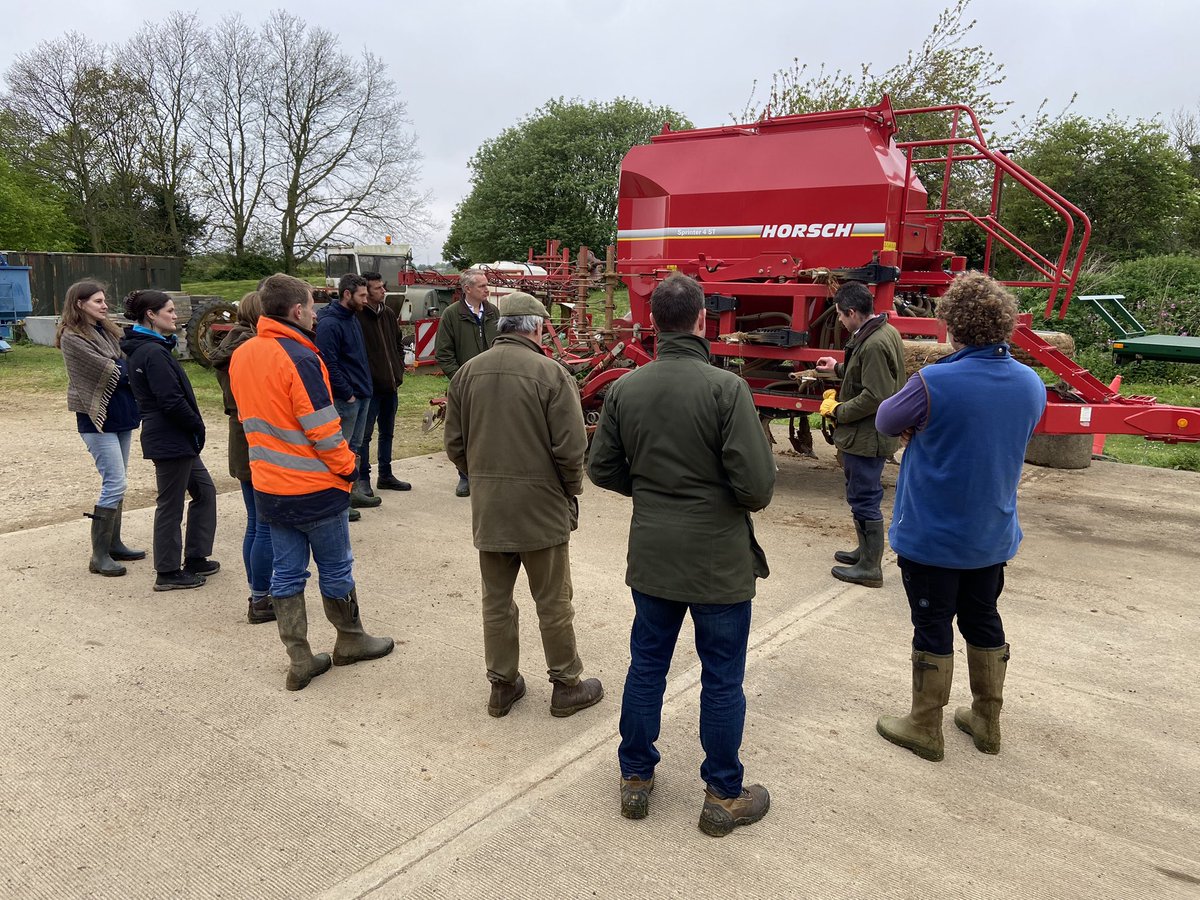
936, 272, 1018, 346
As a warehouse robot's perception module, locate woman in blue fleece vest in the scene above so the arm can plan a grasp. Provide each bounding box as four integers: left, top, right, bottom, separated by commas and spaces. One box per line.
873, 272, 1047, 762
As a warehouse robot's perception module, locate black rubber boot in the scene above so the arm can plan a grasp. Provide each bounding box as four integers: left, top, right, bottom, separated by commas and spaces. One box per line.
109, 500, 146, 561
322, 589, 395, 666
87, 506, 126, 577
831, 519, 885, 588
833, 518, 865, 565
273, 592, 332, 691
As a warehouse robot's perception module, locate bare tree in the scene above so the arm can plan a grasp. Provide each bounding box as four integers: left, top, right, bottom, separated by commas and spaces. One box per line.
193, 14, 273, 259
124, 12, 208, 255
261, 10, 430, 271
2, 33, 110, 251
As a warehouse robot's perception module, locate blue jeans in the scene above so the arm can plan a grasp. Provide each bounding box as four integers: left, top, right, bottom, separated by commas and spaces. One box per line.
335, 397, 369, 465
81, 430, 132, 508
842, 451, 886, 521
619, 589, 752, 799
239, 480, 273, 596
268, 511, 354, 599
360, 390, 398, 480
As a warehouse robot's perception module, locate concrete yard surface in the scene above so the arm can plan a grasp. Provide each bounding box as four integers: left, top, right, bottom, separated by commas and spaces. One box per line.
1, 447, 1197, 898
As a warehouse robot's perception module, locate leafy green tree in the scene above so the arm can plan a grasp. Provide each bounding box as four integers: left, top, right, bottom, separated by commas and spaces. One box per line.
1002, 116, 1196, 264
444, 97, 691, 267
0, 150, 79, 250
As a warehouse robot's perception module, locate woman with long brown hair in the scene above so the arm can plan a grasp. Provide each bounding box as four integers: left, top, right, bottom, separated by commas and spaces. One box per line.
56, 280, 144, 577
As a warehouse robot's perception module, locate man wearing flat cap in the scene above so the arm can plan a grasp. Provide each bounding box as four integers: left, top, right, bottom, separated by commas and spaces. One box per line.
444, 292, 604, 720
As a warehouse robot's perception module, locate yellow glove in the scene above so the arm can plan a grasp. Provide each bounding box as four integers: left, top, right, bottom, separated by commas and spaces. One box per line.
819, 389, 840, 419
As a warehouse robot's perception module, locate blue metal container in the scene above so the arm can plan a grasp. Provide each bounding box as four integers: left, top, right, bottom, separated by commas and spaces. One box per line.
0, 255, 34, 340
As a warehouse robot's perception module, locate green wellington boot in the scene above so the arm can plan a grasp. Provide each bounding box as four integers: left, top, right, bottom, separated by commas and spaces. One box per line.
831, 519, 885, 588
833, 518, 866, 565
87, 505, 126, 577
109, 500, 146, 561
272, 592, 332, 691
877, 649, 954, 761
954, 643, 1010, 754
322, 589, 395, 665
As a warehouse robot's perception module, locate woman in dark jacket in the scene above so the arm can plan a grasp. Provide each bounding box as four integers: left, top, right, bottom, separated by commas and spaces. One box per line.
120, 290, 219, 592
212, 291, 274, 624
57, 279, 144, 577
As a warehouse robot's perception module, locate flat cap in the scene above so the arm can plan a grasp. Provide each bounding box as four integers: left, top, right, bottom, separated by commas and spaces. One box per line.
497, 291, 549, 318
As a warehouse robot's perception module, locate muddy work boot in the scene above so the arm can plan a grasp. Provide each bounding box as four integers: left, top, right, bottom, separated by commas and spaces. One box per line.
322, 589, 395, 666
833, 518, 866, 565
247, 595, 276, 625
877, 649, 954, 761
488, 674, 526, 718
955, 643, 1010, 754
550, 677, 604, 718
620, 776, 655, 820
831, 519, 885, 588
350, 482, 382, 508
698, 784, 770, 837
109, 500, 146, 561
273, 592, 332, 691
87, 505, 126, 577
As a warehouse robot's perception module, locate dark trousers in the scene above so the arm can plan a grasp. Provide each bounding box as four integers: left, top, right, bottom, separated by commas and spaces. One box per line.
360, 390, 398, 480
897, 555, 1007, 654
619, 589, 752, 799
842, 451, 886, 521
151, 456, 216, 574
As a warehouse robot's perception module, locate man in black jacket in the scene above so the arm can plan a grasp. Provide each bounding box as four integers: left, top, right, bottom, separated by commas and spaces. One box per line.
316, 274, 379, 517
357, 272, 410, 492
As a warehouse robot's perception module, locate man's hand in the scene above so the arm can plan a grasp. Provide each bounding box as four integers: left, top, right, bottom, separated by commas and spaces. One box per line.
819, 388, 840, 419
815, 356, 838, 374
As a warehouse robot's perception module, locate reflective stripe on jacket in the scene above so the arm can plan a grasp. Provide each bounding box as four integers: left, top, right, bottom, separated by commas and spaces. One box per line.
228, 315, 356, 526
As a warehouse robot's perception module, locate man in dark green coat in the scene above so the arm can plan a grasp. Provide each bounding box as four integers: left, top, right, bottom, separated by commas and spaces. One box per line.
816, 281, 906, 588
436, 270, 499, 497
588, 273, 776, 838
444, 292, 604, 721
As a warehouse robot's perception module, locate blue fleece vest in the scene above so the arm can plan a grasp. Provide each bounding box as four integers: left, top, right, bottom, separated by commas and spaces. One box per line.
889, 344, 1047, 569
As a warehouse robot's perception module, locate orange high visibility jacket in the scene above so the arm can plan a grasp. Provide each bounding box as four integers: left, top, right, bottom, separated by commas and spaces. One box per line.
229, 315, 356, 525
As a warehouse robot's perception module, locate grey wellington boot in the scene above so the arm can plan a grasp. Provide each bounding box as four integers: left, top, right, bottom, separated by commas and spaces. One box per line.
954, 643, 1010, 754
322, 589, 395, 666
834, 518, 866, 565
273, 592, 332, 691
109, 500, 146, 561
831, 519, 884, 588
87, 505, 126, 577
877, 650, 954, 761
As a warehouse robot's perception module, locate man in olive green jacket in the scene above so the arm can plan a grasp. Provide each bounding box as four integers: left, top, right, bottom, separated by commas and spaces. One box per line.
444, 292, 604, 721
816, 281, 906, 588
436, 270, 499, 498
588, 273, 776, 837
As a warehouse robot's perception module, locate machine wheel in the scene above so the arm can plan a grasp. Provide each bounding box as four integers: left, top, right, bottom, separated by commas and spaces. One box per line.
186, 298, 238, 368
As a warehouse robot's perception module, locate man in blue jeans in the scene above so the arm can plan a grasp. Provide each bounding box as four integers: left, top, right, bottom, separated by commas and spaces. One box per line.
230, 273, 394, 691
316, 273, 379, 520
588, 273, 777, 837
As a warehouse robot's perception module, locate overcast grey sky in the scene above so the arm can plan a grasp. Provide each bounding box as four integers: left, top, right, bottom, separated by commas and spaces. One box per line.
1, 0, 1195, 263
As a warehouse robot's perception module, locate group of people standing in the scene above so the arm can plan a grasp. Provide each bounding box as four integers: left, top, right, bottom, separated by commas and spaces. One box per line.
59, 264, 1045, 837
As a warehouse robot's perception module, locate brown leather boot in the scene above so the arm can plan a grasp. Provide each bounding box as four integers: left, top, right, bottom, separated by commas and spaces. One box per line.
550, 677, 603, 717
954, 643, 1010, 754
321, 589, 394, 665
247, 595, 276, 625
273, 592, 332, 691
876, 649, 954, 761
488, 674, 526, 718
621, 776, 654, 820
698, 784, 770, 837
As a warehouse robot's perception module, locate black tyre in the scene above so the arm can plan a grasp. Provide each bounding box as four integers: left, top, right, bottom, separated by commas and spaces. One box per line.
186, 298, 238, 368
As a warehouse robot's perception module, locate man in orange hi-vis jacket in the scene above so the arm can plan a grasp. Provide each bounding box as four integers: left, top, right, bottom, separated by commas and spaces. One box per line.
229, 274, 394, 691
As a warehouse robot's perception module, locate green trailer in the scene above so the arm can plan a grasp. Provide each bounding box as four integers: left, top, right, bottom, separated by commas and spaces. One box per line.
1084, 295, 1200, 365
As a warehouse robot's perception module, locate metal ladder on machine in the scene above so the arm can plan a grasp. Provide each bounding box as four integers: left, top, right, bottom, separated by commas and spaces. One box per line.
1083, 294, 1200, 365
